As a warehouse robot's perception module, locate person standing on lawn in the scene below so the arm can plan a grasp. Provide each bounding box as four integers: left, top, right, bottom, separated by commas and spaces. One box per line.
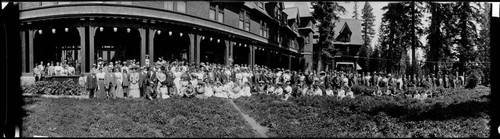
138, 67, 147, 97
122, 69, 130, 97
157, 66, 169, 99
114, 68, 124, 98
128, 66, 141, 98
96, 68, 106, 99
86, 72, 98, 98
104, 65, 117, 99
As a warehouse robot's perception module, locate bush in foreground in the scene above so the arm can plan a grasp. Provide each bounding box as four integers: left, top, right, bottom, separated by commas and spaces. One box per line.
22, 80, 87, 96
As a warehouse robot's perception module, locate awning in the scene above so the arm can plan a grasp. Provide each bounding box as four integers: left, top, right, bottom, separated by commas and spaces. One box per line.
356, 63, 362, 70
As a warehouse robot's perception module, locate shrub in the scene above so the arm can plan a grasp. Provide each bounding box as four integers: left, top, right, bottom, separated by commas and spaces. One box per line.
465, 71, 480, 89
22, 79, 87, 96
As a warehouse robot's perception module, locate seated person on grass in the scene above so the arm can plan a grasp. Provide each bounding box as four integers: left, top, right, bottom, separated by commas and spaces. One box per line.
325, 85, 334, 97
346, 87, 355, 99
213, 82, 228, 98
337, 86, 346, 99
313, 85, 323, 96
239, 82, 252, 97
195, 82, 207, 99
204, 82, 214, 97
266, 83, 275, 95
301, 85, 309, 97
257, 81, 266, 94
229, 82, 242, 99
306, 85, 315, 96
273, 83, 284, 96
181, 82, 195, 98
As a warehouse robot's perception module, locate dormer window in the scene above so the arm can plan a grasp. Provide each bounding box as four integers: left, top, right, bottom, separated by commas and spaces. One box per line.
336, 22, 352, 43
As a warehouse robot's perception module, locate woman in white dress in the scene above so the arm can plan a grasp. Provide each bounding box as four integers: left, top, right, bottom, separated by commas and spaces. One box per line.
156, 67, 169, 99
346, 87, 355, 99
128, 66, 141, 98
213, 82, 227, 98
204, 82, 214, 97
313, 86, 323, 96
173, 67, 183, 96
114, 68, 124, 98
239, 82, 252, 97
337, 86, 346, 99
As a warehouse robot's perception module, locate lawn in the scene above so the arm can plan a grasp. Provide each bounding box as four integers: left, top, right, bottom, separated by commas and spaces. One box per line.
233, 86, 490, 138
22, 96, 258, 137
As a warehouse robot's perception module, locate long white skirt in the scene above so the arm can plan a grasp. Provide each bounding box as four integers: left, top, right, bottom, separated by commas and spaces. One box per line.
159, 86, 170, 99
129, 83, 140, 98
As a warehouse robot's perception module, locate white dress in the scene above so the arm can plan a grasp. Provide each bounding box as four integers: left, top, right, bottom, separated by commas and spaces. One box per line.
213, 86, 227, 98
337, 89, 346, 99
325, 89, 334, 96
173, 71, 182, 94
204, 86, 214, 97
346, 91, 355, 98
239, 86, 251, 97
314, 89, 323, 96
274, 87, 283, 95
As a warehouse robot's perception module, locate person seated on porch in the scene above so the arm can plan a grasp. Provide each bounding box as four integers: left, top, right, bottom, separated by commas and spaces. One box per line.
60, 64, 69, 76
47, 62, 55, 76
33, 63, 41, 82
54, 62, 63, 76
67, 64, 75, 75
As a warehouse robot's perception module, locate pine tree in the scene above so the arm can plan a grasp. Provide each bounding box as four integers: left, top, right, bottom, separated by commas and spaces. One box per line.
359, 2, 376, 72
425, 2, 455, 75
452, 2, 481, 74
311, 1, 346, 72
352, 2, 359, 19
380, 2, 425, 74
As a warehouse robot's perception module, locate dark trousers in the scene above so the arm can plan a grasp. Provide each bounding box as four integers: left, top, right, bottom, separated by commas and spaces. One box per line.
123, 86, 129, 97
88, 88, 95, 98
35, 76, 40, 82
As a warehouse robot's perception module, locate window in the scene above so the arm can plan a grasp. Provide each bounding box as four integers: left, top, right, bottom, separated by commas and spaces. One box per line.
209, 3, 216, 20
245, 12, 250, 31
121, 2, 132, 5
239, 10, 250, 31
260, 21, 264, 36
263, 22, 268, 38
164, 1, 174, 10
239, 11, 244, 29
58, 2, 70, 4
176, 1, 186, 13
217, 4, 224, 23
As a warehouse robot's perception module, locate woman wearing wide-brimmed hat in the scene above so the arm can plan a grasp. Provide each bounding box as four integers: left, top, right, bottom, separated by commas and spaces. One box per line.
128, 65, 141, 98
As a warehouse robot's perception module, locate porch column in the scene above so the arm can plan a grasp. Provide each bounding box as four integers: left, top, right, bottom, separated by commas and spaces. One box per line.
28, 29, 35, 73
224, 40, 233, 65
188, 33, 195, 64
288, 53, 292, 70
77, 27, 86, 73
266, 49, 270, 68
139, 28, 146, 66
248, 45, 252, 68
148, 29, 156, 63
188, 33, 201, 66
89, 26, 97, 67
21, 31, 26, 73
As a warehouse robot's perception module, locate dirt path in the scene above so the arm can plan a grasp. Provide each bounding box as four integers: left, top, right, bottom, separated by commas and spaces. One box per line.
228, 99, 268, 138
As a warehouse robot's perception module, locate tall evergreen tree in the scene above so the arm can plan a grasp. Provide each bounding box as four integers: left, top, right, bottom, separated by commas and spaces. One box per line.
379, 2, 425, 74
425, 2, 455, 75
359, 1, 376, 72
477, 2, 490, 85
311, 1, 346, 72
452, 2, 481, 74
352, 2, 359, 19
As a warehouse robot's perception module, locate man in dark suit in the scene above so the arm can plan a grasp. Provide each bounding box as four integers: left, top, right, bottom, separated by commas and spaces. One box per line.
86, 72, 98, 98
138, 67, 147, 98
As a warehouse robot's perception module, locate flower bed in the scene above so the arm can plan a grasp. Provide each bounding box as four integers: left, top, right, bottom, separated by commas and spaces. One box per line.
233, 88, 490, 138
22, 97, 257, 137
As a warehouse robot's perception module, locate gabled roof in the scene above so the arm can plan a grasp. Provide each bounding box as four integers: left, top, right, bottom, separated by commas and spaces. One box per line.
293, 2, 312, 17
283, 7, 299, 20
333, 18, 363, 45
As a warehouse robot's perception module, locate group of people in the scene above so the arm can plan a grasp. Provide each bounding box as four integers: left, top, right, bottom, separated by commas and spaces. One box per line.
33, 60, 82, 81
53, 55, 466, 101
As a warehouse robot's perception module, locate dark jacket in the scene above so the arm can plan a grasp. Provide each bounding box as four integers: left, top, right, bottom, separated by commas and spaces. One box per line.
86, 74, 98, 89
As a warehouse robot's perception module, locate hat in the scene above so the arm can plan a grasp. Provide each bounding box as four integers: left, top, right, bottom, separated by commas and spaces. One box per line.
259, 81, 264, 84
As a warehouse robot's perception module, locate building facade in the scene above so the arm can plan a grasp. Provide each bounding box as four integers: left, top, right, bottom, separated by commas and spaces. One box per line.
18, 1, 307, 75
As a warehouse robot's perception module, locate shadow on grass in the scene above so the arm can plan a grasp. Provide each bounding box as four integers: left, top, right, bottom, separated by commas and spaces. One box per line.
367, 100, 489, 121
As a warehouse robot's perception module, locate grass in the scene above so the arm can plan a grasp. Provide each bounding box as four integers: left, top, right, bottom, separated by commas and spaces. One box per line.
233, 86, 490, 138
22, 96, 257, 137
